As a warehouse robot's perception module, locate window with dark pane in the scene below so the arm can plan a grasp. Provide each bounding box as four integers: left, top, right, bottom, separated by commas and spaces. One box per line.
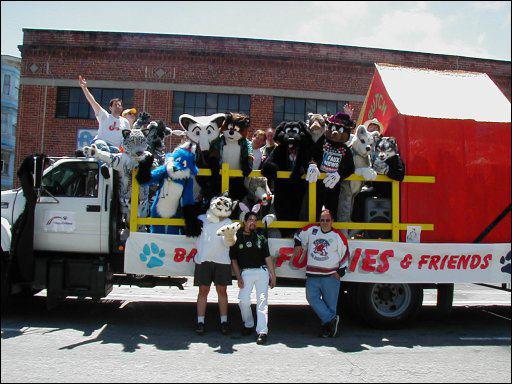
273, 97, 350, 125
55, 87, 134, 119
171, 91, 251, 122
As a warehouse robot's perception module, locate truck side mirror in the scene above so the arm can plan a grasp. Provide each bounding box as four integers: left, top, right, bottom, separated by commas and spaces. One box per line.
33, 155, 45, 189
100, 165, 110, 180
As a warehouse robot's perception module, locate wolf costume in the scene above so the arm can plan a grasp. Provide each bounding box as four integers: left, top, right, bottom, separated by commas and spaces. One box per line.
138, 143, 198, 235
210, 112, 253, 202
337, 125, 380, 223
178, 113, 226, 210
372, 137, 405, 181
83, 127, 151, 228
262, 120, 311, 227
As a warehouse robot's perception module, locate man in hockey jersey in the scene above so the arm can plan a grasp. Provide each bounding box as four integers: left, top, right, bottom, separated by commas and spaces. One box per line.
293, 209, 349, 337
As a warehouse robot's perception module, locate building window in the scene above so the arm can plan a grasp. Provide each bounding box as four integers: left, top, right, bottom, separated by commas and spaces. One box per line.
172, 92, 251, 123
3, 74, 11, 96
273, 97, 348, 126
1, 113, 7, 135
55, 87, 134, 119
1, 151, 10, 176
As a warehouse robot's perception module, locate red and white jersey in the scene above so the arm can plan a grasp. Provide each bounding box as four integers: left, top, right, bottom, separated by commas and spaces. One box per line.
294, 225, 349, 275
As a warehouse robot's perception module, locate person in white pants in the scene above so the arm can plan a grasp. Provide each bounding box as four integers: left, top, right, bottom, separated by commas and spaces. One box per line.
230, 212, 276, 345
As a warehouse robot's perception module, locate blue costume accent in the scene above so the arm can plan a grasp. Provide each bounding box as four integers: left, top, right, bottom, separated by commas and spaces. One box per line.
143, 146, 198, 234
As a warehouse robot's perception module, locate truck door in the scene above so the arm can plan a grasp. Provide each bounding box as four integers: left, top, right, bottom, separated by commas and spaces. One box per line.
34, 160, 103, 253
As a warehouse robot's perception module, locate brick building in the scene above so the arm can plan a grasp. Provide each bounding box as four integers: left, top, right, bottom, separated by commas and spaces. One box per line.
15, 28, 511, 173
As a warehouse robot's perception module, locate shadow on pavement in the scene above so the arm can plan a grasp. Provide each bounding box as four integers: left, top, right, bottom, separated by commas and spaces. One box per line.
1, 295, 510, 354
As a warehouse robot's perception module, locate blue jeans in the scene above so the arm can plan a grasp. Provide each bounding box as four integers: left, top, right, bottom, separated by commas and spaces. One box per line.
305, 275, 341, 325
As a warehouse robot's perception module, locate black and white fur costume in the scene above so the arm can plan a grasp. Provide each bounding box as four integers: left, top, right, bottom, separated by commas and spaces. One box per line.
83, 128, 152, 227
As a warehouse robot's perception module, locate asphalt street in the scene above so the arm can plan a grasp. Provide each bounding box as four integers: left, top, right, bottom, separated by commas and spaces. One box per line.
1, 284, 511, 383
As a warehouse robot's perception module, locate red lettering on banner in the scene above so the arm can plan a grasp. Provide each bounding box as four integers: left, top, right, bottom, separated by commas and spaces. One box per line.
292, 249, 307, 269
349, 248, 363, 272
186, 249, 197, 263
440, 255, 449, 269
362, 249, 379, 272
174, 248, 186, 262
376, 250, 394, 273
418, 255, 430, 269
428, 255, 441, 270
400, 254, 412, 269
447, 255, 459, 270
457, 255, 471, 269
470, 254, 482, 269
276, 247, 293, 267
481, 254, 492, 269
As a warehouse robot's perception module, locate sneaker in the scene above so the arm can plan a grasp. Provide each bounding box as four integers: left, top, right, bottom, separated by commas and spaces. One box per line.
241, 326, 254, 336
220, 322, 231, 335
256, 333, 267, 345
319, 323, 330, 338
196, 322, 205, 335
329, 315, 340, 337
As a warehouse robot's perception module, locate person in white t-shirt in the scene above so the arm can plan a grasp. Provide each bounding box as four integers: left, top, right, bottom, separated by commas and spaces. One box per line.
78, 75, 131, 153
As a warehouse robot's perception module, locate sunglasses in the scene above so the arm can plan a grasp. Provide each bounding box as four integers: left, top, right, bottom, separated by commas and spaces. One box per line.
319, 219, 332, 222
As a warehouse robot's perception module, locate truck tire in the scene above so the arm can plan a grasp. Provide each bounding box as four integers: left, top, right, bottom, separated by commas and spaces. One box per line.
355, 283, 423, 329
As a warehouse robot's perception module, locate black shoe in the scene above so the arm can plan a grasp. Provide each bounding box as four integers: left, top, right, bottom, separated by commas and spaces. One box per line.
241, 326, 254, 336
220, 322, 230, 335
256, 333, 267, 345
319, 323, 330, 338
196, 322, 205, 335
329, 315, 340, 337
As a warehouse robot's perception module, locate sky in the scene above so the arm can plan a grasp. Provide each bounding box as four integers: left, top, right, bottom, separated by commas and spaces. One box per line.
1, 1, 511, 61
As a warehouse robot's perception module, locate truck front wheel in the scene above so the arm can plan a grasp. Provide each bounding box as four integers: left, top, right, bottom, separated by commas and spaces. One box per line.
356, 283, 423, 329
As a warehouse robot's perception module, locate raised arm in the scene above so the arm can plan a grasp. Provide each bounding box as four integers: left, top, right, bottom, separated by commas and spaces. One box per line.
78, 75, 102, 116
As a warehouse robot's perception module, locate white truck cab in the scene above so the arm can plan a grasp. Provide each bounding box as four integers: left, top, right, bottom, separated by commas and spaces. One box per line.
2, 157, 110, 254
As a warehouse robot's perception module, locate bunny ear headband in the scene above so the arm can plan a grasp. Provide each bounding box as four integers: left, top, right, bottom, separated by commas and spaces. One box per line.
239, 202, 261, 222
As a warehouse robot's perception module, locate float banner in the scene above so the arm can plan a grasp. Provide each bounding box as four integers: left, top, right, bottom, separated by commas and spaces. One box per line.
125, 232, 511, 284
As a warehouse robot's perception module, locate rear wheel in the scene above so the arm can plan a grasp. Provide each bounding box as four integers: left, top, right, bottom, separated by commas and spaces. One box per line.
355, 283, 423, 329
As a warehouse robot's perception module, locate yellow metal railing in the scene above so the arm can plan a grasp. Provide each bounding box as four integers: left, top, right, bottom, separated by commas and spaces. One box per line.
130, 163, 435, 242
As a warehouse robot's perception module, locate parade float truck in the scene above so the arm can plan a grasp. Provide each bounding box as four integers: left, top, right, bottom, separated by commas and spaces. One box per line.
1, 64, 510, 328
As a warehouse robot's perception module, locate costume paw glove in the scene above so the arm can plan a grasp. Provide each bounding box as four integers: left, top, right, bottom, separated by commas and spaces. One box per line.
306, 163, 321, 183
323, 172, 341, 189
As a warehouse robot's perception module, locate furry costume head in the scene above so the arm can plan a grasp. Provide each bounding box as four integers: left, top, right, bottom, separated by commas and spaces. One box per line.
325, 112, 355, 144
221, 112, 250, 143
165, 146, 199, 180
274, 121, 309, 149
350, 125, 381, 158
306, 113, 327, 143
207, 192, 238, 220
121, 128, 149, 161
372, 136, 399, 175
179, 113, 226, 151
146, 120, 173, 152
374, 137, 398, 161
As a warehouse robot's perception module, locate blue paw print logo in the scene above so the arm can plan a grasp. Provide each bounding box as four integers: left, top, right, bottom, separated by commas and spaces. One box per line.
500, 251, 511, 275
140, 243, 166, 268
